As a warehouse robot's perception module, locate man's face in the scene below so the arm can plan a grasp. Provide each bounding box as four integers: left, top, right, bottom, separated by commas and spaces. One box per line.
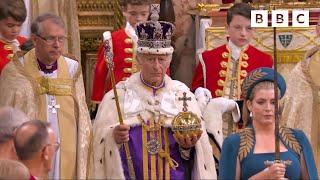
0, 17, 23, 41
32, 19, 66, 64
138, 54, 171, 86
44, 128, 58, 173
226, 15, 254, 47
123, 4, 150, 27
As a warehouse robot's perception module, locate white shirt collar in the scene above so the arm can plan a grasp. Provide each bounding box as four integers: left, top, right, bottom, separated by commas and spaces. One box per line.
228, 40, 248, 61
125, 22, 138, 43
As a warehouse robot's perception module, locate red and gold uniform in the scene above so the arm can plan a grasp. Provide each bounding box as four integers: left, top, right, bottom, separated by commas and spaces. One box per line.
192, 42, 273, 153
192, 44, 273, 99
92, 23, 138, 104
0, 36, 26, 74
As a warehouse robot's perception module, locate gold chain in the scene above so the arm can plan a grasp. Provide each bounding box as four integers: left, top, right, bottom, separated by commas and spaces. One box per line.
138, 114, 166, 132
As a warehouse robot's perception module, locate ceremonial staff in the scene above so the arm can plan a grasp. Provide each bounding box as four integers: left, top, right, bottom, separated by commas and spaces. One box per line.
103, 32, 136, 179
273, 19, 280, 162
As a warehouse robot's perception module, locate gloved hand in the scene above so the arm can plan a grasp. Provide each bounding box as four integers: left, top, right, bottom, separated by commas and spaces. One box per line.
209, 97, 240, 123
194, 87, 212, 113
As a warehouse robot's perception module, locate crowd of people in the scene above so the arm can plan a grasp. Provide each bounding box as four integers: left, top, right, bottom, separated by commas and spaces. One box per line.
0, 0, 318, 179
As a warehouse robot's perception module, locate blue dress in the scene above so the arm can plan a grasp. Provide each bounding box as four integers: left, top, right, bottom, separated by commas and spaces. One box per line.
241, 151, 300, 179
219, 127, 318, 179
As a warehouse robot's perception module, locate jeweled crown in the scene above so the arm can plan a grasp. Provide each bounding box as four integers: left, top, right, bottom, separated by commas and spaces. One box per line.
135, 4, 175, 54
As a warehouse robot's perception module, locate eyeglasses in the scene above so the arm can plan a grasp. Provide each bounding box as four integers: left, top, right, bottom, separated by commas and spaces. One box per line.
36, 35, 67, 44
46, 142, 60, 152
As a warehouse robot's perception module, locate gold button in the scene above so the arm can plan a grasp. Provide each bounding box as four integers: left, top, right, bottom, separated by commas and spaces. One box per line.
4, 45, 13, 51
215, 89, 223, 97
219, 70, 227, 77
240, 70, 248, 77
124, 48, 133, 54
220, 61, 228, 68
124, 38, 133, 44
7, 54, 14, 60
124, 58, 133, 63
217, 79, 225, 87
155, 100, 160, 105
123, 68, 132, 73
241, 61, 248, 68
222, 52, 229, 58
242, 53, 248, 60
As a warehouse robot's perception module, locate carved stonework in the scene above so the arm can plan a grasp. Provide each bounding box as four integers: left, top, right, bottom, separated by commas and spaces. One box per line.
83, 53, 97, 104
77, 0, 125, 52
77, 0, 125, 104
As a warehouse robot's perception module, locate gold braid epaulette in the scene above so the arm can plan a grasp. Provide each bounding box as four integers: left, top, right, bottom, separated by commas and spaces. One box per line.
237, 127, 302, 162
279, 127, 302, 157
238, 127, 254, 162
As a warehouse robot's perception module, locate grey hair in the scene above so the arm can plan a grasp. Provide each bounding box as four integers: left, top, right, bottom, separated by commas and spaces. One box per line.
14, 120, 51, 161
0, 107, 29, 144
31, 13, 65, 36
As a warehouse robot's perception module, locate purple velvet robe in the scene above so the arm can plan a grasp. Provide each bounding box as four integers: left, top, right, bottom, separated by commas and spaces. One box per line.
119, 126, 187, 180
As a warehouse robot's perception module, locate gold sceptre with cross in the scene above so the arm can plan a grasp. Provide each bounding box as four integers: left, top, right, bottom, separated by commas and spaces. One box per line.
172, 92, 202, 138
103, 32, 136, 179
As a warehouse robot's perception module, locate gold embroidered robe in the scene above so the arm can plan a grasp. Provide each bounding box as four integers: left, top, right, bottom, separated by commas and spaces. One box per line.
0, 49, 92, 179
282, 46, 320, 174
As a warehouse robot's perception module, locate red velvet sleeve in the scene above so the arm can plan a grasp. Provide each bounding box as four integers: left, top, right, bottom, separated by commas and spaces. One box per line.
91, 42, 108, 102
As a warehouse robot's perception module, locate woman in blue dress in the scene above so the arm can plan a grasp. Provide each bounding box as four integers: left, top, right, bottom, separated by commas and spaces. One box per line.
219, 67, 318, 179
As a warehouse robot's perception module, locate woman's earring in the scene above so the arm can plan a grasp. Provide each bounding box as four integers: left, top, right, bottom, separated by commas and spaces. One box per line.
249, 111, 253, 118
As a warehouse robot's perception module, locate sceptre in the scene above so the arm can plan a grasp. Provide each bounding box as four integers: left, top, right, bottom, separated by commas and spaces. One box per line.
103, 32, 136, 179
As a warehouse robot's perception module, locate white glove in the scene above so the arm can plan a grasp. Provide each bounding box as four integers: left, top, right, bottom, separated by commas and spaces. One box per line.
203, 97, 241, 147
194, 87, 212, 113
208, 97, 240, 123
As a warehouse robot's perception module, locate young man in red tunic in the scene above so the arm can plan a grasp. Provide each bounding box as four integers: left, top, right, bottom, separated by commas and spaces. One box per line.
192, 3, 272, 100
191, 4, 273, 175
91, 0, 155, 118
0, 0, 27, 74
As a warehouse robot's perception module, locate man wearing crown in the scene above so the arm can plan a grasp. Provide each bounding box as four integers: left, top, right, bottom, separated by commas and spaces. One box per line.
90, 0, 155, 118
89, 4, 217, 179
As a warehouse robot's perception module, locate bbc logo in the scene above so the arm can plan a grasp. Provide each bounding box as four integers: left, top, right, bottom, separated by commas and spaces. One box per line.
251, 10, 309, 27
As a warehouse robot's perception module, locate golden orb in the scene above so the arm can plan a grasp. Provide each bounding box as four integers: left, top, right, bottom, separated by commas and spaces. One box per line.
172, 111, 202, 137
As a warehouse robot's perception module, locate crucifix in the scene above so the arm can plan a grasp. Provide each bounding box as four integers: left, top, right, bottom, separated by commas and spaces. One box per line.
178, 92, 191, 112
48, 98, 60, 114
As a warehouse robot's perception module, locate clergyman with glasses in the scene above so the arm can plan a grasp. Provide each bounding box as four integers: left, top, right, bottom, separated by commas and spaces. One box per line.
0, 13, 91, 180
